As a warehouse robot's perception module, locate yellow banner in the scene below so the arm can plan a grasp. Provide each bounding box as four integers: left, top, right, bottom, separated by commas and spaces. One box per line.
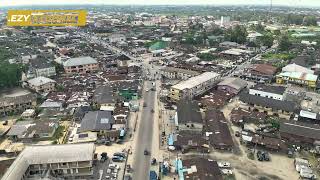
7, 10, 87, 26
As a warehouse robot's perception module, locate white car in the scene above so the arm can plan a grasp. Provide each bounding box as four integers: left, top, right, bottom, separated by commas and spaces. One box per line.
218, 162, 231, 168
221, 169, 233, 175
145, 89, 149, 92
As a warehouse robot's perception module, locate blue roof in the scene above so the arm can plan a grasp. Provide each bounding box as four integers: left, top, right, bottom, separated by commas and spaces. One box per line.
168, 134, 174, 146
175, 159, 184, 180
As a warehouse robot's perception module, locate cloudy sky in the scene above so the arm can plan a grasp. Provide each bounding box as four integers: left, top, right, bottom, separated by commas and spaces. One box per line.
0, 0, 318, 7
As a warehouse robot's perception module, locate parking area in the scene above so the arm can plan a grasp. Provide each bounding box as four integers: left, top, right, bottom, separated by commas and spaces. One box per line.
95, 144, 131, 180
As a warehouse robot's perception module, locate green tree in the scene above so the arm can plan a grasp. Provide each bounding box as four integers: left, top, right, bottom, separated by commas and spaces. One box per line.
278, 34, 291, 52
5, 30, 13, 37
0, 62, 23, 89
225, 25, 248, 44
259, 33, 274, 48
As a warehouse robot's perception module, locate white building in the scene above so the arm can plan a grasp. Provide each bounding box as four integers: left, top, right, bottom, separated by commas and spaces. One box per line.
2, 143, 95, 180
169, 72, 221, 101
249, 84, 286, 101
109, 33, 126, 43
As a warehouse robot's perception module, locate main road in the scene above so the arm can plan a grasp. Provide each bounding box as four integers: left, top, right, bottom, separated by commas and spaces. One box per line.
132, 81, 156, 180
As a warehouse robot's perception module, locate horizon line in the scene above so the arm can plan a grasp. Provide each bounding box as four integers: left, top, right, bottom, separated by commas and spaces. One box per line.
0, 3, 319, 8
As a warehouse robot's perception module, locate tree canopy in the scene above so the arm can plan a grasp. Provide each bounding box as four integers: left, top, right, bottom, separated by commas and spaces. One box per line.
224, 25, 248, 44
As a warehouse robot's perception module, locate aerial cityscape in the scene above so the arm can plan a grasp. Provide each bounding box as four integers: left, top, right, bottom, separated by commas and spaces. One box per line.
0, 1, 320, 180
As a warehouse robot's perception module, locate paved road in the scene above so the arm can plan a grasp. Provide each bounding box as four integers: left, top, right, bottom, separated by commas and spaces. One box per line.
132, 81, 156, 180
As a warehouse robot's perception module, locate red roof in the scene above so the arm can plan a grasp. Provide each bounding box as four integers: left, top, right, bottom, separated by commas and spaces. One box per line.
252, 64, 277, 75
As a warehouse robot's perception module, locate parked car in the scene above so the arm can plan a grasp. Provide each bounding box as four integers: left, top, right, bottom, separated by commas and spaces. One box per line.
124, 175, 132, 180
112, 156, 124, 162
151, 158, 157, 165
149, 170, 157, 180
262, 151, 270, 161
288, 148, 294, 158
96, 139, 106, 144
257, 151, 264, 161
220, 169, 233, 175
109, 164, 119, 170
217, 162, 231, 168
113, 152, 126, 158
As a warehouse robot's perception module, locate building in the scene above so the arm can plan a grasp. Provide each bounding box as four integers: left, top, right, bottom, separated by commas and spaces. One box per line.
204, 110, 234, 150
0, 89, 37, 116
63, 56, 99, 74
276, 71, 318, 88
161, 67, 200, 80
117, 54, 131, 67
27, 76, 56, 94
219, 48, 252, 59
217, 77, 248, 94
280, 121, 320, 145
249, 84, 286, 101
247, 32, 263, 42
176, 158, 223, 180
79, 111, 115, 136
219, 41, 239, 48
172, 131, 209, 153
6, 119, 59, 142
29, 58, 56, 78
109, 33, 126, 43
175, 101, 203, 132
1, 143, 95, 180
242, 64, 277, 83
169, 72, 221, 101
282, 63, 314, 74
239, 92, 300, 119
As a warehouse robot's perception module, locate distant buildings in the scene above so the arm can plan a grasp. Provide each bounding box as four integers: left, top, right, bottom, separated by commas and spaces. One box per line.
169, 72, 221, 101
109, 33, 126, 43
2, 143, 95, 180
27, 76, 56, 94
63, 56, 99, 74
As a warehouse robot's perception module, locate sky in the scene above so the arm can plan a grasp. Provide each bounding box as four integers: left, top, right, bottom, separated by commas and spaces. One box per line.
0, 0, 319, 7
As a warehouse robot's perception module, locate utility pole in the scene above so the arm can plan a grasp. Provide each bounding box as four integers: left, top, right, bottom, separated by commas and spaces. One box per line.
269, 0, 273, 21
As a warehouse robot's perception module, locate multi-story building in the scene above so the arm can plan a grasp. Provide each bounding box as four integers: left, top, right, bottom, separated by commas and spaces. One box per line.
0, 89, 37, 116
27, 76, 56, 94
63, 56, 99, 74
276, 71, 318, 88
241, 64, 277, 83
29, 58, 56, 78
2, 143, 95, 180
169, 72, 221, 101
160, 67, 200, 80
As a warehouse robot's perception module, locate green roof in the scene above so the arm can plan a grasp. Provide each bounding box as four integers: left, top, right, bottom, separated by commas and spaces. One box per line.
149, 41, 168, 51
